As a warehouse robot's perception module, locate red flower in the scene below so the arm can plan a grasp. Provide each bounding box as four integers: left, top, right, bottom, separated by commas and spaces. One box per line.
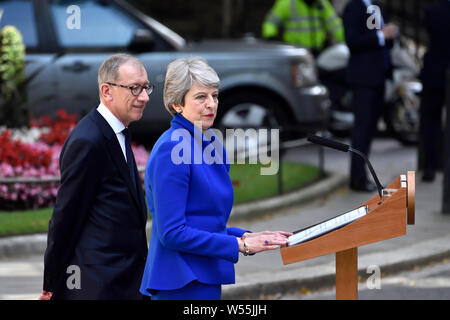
0, 131, 52, 169
33, 109, 78, 145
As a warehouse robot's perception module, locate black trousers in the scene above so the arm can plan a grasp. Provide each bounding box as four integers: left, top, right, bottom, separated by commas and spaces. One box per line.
420, 85, 446, 174
350, 85, 385, 184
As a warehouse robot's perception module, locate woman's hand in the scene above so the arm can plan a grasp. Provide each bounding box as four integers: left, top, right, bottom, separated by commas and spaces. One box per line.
237, 230, 292, 255
242, 231, 292, 239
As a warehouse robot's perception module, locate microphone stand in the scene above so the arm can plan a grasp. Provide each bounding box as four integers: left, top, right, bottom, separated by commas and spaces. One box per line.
307, 134, 384, 200
348, 147, 383, 200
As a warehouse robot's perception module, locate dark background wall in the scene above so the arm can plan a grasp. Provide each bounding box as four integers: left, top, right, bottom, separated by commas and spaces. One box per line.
127, 0, 440, 46
127, 0, 275, 41
383, 0, 440, 46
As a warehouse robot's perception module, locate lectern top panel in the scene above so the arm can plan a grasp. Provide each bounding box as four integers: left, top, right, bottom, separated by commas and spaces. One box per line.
288, 206, 368, 246
280, 173, 413, 265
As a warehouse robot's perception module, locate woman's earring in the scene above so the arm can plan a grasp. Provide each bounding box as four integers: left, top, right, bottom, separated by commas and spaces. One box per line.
173, 104, 183, 114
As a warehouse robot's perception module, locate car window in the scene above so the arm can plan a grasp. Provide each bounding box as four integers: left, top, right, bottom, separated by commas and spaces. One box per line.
0, 0, 38, 48
50, 0, 146, 48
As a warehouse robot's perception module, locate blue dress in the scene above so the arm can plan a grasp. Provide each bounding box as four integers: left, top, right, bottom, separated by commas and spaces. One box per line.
139, 114, 249, 299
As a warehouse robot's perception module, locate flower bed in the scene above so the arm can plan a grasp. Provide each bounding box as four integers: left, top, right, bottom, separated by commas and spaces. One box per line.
0, 110, 150, 210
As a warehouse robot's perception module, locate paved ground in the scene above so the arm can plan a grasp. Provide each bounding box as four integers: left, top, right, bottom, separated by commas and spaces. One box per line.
222, 137, 450, 299
281, 257, 450, 300
0, 254, 44, 300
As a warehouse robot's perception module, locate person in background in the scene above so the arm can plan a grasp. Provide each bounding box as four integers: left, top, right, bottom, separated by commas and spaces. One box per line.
262, 0, 345, 56
139, 57, 292, 300
342, 0, 398, 192
419, 0, 450, 182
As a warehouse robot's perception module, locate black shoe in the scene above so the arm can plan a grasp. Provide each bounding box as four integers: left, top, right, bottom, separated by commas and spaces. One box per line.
350, 179, 377, 192
422, 170, 435, 182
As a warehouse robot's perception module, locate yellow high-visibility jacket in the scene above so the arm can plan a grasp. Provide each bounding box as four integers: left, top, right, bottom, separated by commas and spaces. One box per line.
262, 0, 345, 51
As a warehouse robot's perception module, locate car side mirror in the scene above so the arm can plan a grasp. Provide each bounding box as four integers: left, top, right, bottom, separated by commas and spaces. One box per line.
129, 29, 154, 52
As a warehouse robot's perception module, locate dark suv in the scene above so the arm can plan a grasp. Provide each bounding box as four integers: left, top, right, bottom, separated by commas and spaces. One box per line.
0, 0, 329, 142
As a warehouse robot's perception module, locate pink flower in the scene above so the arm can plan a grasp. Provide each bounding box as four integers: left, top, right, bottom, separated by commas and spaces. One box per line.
51, 187, 58, 197
0, 163, 14, 177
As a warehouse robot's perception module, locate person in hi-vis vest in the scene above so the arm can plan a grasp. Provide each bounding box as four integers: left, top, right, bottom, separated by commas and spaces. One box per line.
262, 0, 345, 55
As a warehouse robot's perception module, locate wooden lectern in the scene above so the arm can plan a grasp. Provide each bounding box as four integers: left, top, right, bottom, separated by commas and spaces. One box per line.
280, 171, 415, 300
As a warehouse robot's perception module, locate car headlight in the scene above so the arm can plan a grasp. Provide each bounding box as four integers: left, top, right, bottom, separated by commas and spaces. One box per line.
291, 55, 318, 87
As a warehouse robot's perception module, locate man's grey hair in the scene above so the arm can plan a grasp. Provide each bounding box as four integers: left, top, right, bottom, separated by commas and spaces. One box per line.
164, 56, 220, 115
98, 53, 145, 99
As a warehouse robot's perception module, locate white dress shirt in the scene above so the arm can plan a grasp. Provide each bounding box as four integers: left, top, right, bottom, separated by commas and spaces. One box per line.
362, 0, 386, 47
96, 102, 128, 162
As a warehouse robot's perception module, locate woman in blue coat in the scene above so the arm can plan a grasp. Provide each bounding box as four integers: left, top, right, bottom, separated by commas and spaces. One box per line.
139, 57, 291, 300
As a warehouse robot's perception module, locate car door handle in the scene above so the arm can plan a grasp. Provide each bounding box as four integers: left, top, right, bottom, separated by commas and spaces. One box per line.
62, 61, 90, 73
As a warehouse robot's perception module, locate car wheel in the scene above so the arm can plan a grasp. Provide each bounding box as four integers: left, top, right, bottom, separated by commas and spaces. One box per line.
385, 95, 419, 146
216, 91, 290, 160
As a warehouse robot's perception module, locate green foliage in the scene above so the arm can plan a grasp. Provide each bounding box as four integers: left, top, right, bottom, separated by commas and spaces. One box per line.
0, 207, 52, 237
0, 25, 29, 127
230, 162, 320, 204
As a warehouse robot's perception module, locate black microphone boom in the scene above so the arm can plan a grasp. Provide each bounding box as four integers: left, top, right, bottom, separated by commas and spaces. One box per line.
307, 134, 384, 199
307, 133, 350, 153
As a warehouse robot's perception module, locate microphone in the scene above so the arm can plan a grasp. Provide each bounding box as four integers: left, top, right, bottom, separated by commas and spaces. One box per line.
307, 134, 384, 199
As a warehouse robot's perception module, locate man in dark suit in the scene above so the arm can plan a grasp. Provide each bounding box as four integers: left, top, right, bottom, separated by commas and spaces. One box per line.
419, 0, 450, 182
40, 54, 151, 299
343, 0, 398, 191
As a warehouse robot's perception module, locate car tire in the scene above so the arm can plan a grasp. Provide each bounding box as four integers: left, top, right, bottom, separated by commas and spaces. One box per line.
215, 91, 292, 160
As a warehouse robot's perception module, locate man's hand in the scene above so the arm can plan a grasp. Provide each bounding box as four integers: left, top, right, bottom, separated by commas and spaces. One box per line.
38, 290, 53, 300
382, 23, 399, 40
